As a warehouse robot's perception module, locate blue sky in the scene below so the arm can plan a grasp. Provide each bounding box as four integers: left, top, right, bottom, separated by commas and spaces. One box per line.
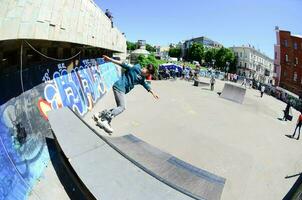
95, 0, 302, 58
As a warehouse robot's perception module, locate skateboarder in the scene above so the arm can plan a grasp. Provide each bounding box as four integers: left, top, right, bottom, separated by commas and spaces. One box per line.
94, 55, 159, 133
289, 111, 302, 140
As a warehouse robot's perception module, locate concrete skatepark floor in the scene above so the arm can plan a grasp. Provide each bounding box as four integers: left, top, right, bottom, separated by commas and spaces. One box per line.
32, 78, 302, 200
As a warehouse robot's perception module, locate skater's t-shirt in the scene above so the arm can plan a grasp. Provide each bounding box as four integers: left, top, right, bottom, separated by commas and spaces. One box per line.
298, 114, 302, 123
113, 63, 151, 94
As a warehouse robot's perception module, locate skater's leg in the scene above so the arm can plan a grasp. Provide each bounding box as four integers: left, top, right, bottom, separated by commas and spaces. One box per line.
292, 125, 299, 137
297, 125, 301, 140
110, 89, 126, 117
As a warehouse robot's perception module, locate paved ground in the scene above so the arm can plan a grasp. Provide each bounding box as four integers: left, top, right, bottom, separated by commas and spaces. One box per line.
32, 78, 302, 200
85, 78, 302, 200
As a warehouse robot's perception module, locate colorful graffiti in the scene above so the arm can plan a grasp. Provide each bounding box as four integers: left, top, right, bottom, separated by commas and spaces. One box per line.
41, 59, 119, 117
0, 58, 120, 200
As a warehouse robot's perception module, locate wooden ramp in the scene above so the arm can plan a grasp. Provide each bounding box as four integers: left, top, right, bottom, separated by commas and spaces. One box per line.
220, 83, 246, 104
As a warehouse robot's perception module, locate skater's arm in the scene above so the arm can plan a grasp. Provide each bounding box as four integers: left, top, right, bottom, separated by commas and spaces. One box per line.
149, 89, 159, 100
102, 55, 131, 70
141, 81, 159, 100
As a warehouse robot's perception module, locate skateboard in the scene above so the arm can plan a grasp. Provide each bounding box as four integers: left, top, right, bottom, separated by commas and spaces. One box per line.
93, 114, 112, 135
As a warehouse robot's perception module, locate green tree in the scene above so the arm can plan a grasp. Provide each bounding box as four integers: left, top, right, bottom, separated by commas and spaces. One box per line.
187, 43, 204, 64
126, 41, 136, 51
211, 47, 236, 72
137, 54, 165, 73
146, 44, 156, 52
169, 47, 181, 58
204, 48, 217, 65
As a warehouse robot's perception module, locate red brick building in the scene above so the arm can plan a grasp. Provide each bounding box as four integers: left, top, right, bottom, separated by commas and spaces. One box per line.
274, 28, 302, 98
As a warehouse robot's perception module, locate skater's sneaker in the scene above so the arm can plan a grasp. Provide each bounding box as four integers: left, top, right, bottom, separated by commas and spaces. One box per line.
97, 119, 114, 133
93, 114, 99, 122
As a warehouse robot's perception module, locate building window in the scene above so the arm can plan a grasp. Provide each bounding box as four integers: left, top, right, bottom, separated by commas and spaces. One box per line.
284, 40, 288, 47
295, 57, 298, 65
285, 54, 288, 62
240, 52, 242, 57
239, 62, 242, 67
294, 72, 297, 82
294, 42, 298, 50
244, 63, 247, 68
275, 52, 277, 59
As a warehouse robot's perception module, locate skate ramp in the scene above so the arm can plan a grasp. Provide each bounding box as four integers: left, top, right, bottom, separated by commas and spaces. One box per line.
0, 58, 120, 200
220, 83, 246, 104
48, 107, 225, 200
108, 135, 225, 200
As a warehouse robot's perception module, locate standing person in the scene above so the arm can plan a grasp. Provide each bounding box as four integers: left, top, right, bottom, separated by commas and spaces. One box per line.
283, 101, 291, 121
233, 74, 237, 83
94, 55, 159, 133
175, 67, 179, 78
181, 66, 186, 79
194, 66, 200, 79
165, 68, 170, 79
260, 85, 265, 97
210, 76, 216, 91
230, 73, 234, 82
185, 68, 190, 81
257, 82, 260, 90
289, 111, 302, 140
189, 69, 194, 81
241, 78, 247, 88
249, 80, 253, 89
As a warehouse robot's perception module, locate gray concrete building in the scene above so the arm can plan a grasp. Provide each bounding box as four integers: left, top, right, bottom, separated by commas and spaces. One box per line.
230, 45, 274, 84
0, 0, 127, 75
181, 36, 223, 58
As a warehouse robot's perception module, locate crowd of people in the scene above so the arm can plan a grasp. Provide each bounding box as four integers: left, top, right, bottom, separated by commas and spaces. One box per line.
158, 63, 302, 139
158, 65, 199, 81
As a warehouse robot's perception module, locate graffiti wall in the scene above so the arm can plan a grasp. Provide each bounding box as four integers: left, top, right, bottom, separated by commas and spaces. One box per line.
0, 58, 119, 200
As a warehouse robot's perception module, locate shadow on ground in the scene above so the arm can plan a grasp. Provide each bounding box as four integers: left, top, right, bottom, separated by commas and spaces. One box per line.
283, 172, 302, 200
46, 138, 89, 200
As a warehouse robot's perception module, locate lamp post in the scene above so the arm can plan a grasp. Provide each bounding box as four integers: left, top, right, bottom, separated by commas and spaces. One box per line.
212, 59, 216, 69
225, 61, 230, 73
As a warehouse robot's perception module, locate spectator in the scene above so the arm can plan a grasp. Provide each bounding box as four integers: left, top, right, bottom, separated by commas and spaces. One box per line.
175, 67, 179, 78
257, 82, 260, 90
181, 66, 186, 79
105, 9, 114, 28
210, 76, 215, 91
233, 74, 238, 82
189, 69, 194, 81
260, 85, 265, 98
241, 78, 247, 88
283, 101, 292, 121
